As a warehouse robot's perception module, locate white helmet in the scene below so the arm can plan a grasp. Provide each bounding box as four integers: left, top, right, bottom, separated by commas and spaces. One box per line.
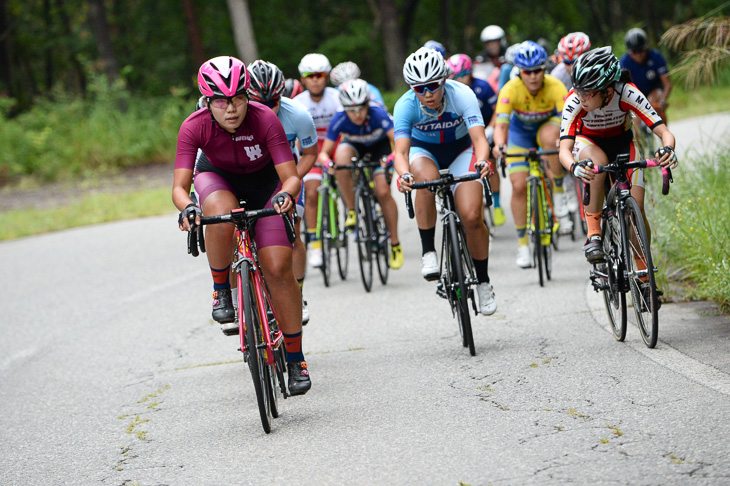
330, 61, 361, 87
298, 53, 332, 76
339, 78, 370, 107
403, 47, 447, 86
480, 24, 506, 43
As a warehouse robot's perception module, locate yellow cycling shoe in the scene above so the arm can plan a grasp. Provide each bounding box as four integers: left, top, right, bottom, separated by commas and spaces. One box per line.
493, 207, 506, 226
345, 210, 356, 228
390, 244, 404, 269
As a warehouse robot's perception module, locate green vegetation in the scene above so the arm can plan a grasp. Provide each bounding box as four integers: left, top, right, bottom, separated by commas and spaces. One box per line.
647, 147, 730, 313
0, 187, 172, 240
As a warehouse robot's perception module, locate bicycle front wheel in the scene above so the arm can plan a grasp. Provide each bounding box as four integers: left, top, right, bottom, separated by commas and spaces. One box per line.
623, 197, 659, 348
355, 189, 373, 292
375, 204, 390, 285
334, 192, 349, 280
240, 263, 273, 433
601, 214, 627, 341
530, 180, 544, 286
446, 214, 475, 356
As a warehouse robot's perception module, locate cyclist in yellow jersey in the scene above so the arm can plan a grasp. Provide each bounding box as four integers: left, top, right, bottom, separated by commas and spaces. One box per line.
492, 41, 569, 268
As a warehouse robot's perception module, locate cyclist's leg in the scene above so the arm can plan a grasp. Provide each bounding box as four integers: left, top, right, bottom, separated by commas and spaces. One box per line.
450, 150, 489, 262
506, 142, 530, 261
409, 147, 440, 278
292, 182, 306, 281
303, 166, 323, 266
574, 137, 608, 262
334, 143, 358, 211
373, 171, 399, 244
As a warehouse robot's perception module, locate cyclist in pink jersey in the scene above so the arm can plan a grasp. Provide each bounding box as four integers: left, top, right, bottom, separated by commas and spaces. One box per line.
293, 53, 344, 269
173, 56, 311, 395
559, 47, 678, 269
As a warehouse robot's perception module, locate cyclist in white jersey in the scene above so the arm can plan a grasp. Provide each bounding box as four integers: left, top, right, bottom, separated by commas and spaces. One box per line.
248, 60, 318, 324
293, 53, 344, 269
394, 47, 497, 316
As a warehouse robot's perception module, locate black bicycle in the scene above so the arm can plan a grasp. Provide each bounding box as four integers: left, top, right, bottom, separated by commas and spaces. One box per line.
583, 154, 672, 348
404, 169, 492, 356
337, 155, 390, 292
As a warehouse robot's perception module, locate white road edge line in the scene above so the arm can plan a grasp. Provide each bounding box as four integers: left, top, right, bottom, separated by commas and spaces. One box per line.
585, 281, 730, 397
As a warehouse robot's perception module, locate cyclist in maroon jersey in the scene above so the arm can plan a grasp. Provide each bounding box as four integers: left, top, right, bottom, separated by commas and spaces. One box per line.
173, 56, 311, 395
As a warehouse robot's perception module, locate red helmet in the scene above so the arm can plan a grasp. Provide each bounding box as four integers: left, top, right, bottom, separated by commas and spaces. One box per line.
558, 32, 591, 63
283, 78, 304, 98
197, 56, 250, 98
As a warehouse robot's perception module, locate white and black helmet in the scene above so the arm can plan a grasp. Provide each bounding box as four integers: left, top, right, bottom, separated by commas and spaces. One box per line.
338, 78, 370, 107
330, 61, 361, 87
298, 53, 332, 76
403, 47, 447, 86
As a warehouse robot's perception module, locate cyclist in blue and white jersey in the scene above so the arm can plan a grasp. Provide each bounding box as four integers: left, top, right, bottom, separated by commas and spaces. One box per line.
318, 79, 403, 269
330, 61, 386, 108
248, 60, 318, 324
394, 47, 497, 316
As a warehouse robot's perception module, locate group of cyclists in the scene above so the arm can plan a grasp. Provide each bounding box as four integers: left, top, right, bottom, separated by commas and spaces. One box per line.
173, 24, 679, 397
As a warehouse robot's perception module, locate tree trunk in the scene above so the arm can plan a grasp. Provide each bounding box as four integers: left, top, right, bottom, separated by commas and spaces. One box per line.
400, 0, 420, 45
440, 0, 451, 53
0, 0, 13, 97
54, 0, 87, 94
88, 0, 119, 82
182, 0, 206, 68
378, 0, 408, 90
226, 0, 258, 64
462, 0, 479, 55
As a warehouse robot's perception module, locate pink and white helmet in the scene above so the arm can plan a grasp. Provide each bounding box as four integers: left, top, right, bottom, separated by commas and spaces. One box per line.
197, 56, 250, 98
445, 54, 472, 78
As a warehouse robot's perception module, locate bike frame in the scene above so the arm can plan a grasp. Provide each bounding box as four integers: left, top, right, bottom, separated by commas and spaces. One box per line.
315, 170, 341, 244
526, 156, 557, 246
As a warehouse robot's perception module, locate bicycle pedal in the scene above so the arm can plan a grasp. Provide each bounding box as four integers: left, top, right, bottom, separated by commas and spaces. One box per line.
436, 283, 448, 299
221, 322, 239, 336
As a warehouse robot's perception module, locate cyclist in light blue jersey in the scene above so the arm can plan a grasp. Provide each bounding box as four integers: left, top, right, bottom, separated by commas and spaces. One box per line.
248, 60, 318, 325
393, 47, 497, 316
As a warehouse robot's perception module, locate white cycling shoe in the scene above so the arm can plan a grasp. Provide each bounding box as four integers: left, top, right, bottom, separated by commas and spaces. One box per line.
516, 245, 531, 268
476, 282, 497, 315
420, 251, 439, 280
308, 248, 323, 268
564, 187, 580, 213
553, 192, 569, 218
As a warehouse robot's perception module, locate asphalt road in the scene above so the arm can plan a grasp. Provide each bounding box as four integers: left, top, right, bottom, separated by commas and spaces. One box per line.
1, 114, 729, 485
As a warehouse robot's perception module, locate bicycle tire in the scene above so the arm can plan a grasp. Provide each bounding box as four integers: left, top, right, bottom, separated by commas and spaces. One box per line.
375, 204, 390, 285
601, 214, 627, 341
355, 188, 373, 292
261, 295, 281, 418
447, 213, 475, 356
623, 197, 659, 348
240, 263, 272, 433
334, 193, 349, 280
530, 180, 544, 287
320, 192, 331, 287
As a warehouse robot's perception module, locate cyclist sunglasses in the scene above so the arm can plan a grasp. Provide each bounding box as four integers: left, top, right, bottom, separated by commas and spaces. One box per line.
521, 67, 545, 76
412, 81, 443, 95
344, 105, 368, 113
209, 95, 247, 109
302, 72, 327, 79
455, 69, 472, 78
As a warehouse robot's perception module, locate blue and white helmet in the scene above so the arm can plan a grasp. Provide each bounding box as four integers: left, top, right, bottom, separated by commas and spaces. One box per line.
403, 47, 447, 85
423, 40, 447, 58
513, 41, 548, 70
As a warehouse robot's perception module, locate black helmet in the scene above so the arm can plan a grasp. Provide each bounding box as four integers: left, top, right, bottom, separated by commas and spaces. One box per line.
571, 46, 621, 92
247, 60, 285, 103
625, 28, 649, 52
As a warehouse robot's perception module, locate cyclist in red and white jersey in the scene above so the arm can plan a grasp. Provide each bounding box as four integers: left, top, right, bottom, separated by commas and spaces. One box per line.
293, 53, 344, 269
559, 47, 678, 266
173, 56, 311, 395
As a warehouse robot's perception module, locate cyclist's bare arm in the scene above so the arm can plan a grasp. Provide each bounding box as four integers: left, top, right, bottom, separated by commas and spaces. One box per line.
492, 122, 509, 158
468, 125, 493, 177
318, 139, 336, 166
298, 145, 318, 179
394, 137, 412, 192
172, 168, 200, 230
273, 159, 301, 213
651, 124, 678, 168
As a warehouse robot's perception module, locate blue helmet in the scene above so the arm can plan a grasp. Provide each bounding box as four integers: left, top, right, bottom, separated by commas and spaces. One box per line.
513, 41, 547, 70
424, 40, 447, 58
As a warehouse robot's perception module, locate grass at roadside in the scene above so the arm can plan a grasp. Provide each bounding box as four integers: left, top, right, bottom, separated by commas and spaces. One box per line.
0, 187, 173, 240
647, 147, 730, 313
668, 82, 730, 121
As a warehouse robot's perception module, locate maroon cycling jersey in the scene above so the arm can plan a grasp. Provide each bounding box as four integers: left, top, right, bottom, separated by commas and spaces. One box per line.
560, 82, 663, 140
175, 102, 293, 173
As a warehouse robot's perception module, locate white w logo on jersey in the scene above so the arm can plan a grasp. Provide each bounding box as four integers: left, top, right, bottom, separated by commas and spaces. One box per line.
244, 144, 263, 160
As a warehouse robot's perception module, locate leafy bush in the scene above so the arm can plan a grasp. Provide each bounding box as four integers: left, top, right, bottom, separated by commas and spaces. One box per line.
647, 148, 730, 312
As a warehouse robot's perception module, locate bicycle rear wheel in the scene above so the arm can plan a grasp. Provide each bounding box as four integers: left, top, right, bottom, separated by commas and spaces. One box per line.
530, 180, 544, 287
334, 193, 349, 280
355, 188, 373, 292
623, 197, 659, 348
601, 214, 627, 341
240, 263, 272, 433
446, 214, 475, 356
320, 192, 331, 287
375, 204, 390, 285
